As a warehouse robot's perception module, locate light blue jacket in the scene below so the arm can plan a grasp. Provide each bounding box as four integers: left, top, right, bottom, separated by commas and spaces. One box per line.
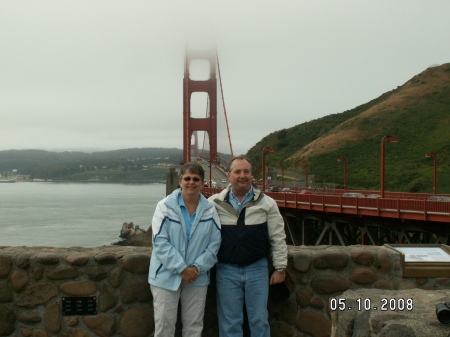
148, 188, 221, 291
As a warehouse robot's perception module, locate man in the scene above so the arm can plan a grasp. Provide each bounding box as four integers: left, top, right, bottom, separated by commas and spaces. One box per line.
208, 155, 287, 337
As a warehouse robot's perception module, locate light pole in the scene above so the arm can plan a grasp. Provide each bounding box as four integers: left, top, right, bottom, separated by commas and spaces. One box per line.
381, 136, 398, 198
262, 147, 275, 191
300, 160, 308, 189
337, 158, 347, 190
278, 162, 285, 188
425, 153, 437, 194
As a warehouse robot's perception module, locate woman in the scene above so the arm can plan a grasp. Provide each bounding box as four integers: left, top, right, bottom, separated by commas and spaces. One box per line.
148, 162, 221, 337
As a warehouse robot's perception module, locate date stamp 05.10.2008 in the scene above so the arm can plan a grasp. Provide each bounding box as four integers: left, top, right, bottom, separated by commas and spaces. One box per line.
330, 297, 414, 312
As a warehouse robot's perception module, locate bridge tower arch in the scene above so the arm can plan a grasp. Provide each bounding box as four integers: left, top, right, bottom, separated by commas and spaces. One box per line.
183, 50, 217, 163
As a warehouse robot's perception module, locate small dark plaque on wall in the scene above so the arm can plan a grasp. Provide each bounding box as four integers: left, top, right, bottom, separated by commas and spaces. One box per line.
62, 296, 97, 316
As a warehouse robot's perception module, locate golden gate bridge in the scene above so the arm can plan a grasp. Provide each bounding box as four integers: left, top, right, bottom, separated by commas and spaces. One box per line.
181, 48, 450, 247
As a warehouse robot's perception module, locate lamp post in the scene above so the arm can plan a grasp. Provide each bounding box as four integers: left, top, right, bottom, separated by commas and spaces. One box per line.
425, 153, 437, 194
262, 147, 275, 191
380, 136, 398, 198
209, 154, 219, 188
337, 158, 347, 190
300, 160, 309, 189
278, 162, 285, 188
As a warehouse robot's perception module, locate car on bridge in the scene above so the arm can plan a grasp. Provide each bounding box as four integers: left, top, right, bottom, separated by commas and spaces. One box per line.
342, 192, 365, 198
427, 195, 450, 201
367, 194, 381, 198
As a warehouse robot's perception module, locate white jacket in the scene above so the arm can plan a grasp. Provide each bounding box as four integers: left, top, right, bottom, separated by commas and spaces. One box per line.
148, 188, 221, 291
208, 185, 287, 270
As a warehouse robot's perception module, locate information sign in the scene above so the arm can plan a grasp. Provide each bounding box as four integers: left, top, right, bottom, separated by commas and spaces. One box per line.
385, 244, 450, 277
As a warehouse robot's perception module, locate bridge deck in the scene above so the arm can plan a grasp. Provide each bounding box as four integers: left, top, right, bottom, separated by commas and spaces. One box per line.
203, 188, 450, 223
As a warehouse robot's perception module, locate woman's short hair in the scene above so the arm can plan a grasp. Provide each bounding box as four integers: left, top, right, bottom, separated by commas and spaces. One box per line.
179, 161, 205, 181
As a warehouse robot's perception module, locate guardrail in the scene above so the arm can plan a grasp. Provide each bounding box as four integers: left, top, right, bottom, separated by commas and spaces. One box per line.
202, 188, 450, 223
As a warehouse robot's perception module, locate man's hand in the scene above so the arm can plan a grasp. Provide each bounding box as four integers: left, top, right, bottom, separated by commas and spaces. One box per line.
181, 266, 199, 285
270, 270, 286, 285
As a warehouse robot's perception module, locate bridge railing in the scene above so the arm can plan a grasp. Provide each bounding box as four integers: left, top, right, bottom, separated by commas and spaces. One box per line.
202, 188, 450, 222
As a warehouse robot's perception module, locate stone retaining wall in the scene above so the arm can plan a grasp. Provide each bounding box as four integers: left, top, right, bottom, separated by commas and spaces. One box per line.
1, 245, 449, 337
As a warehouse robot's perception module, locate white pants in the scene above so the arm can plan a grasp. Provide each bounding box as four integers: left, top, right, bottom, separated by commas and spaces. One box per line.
150, 284, 208, 337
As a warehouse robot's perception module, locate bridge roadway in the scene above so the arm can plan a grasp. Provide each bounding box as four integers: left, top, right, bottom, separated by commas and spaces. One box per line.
202, 187, 450, 246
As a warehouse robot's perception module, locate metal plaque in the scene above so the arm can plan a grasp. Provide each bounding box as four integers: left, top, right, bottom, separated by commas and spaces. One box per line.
62, 296, 97, 316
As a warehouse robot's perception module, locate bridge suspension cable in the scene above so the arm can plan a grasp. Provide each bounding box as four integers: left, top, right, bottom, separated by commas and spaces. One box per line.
216, 52, 234, 158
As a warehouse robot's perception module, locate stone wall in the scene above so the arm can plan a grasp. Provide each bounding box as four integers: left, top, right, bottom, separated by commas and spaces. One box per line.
1, 245, 449, 337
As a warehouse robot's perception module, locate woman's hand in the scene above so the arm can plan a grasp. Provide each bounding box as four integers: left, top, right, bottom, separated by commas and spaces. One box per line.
181, 266, 199, 284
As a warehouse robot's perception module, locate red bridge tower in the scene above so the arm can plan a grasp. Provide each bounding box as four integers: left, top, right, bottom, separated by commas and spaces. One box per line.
183, 50, 217, 163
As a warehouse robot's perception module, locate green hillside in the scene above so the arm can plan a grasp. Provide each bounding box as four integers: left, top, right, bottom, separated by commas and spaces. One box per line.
247, 63, 450, 194
0, 148, 184, 182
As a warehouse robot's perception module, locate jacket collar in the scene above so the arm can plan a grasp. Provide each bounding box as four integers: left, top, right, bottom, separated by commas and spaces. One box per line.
165, 188, 212, 212
219, 184, 263, 203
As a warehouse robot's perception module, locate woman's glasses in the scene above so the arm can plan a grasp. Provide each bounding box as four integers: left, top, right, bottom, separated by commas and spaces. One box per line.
183, 177, 201, 182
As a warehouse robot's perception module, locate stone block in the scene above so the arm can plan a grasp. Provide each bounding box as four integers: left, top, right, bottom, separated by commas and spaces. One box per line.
296, 310, 331, 337
83, 314, 116, 337
374, 249, 393, 274
109, 267, 123, 287
66, 253, 90, 266
292, 251, 311, 272
16, 283, 58, 307
11, 270, 30, 292
60, 280, 97, 296
0, 255, 12, 278
17, 312, 42, 323
313, 252, 348, 270
296, 287, 313, 307
94, 253, 118, 265
45, 301, 61, 332
15, 253, 33, 269
0, 282, 13, 302
310, 275, 351, 294
84, 267, 108, 281
120, 278, 151, 303
0, 305, 15, 335
47, 265, 79, 280
269, 321, 295, 337
119, 307, 153, 337
121, 254, 150, 274
332, 289, 450, 337
350, 249, 374, 266
349, 267, 378, 285
98, 283, 117, 312
36, 252, 60, 265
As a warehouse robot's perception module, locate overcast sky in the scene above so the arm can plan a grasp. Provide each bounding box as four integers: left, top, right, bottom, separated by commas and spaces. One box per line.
1, 1, 449, 156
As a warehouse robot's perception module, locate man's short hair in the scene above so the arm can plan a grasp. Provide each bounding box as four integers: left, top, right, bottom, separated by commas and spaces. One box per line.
179, 161, 205, 181
229, 155, 252, 173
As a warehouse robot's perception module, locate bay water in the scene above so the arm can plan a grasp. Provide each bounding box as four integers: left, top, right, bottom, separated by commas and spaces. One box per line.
0, 182, 166, 247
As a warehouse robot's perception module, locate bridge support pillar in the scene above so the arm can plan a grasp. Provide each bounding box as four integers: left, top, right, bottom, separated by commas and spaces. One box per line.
183, 50, 217, 163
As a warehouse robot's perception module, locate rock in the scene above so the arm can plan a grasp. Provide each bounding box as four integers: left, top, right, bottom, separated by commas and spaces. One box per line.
66, 253, 90, 266
0, 255, 12, 278
16, 283, 58, 307
119, 307, 153, 337
0, 305, 15, 335
60, 280, 97, 296
121, 254, 150, 274
332, 289, 450, 336
83, 314, 116, 337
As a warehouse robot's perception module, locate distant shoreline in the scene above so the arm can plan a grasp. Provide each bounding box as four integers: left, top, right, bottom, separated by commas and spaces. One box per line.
11, 180, 166, 184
